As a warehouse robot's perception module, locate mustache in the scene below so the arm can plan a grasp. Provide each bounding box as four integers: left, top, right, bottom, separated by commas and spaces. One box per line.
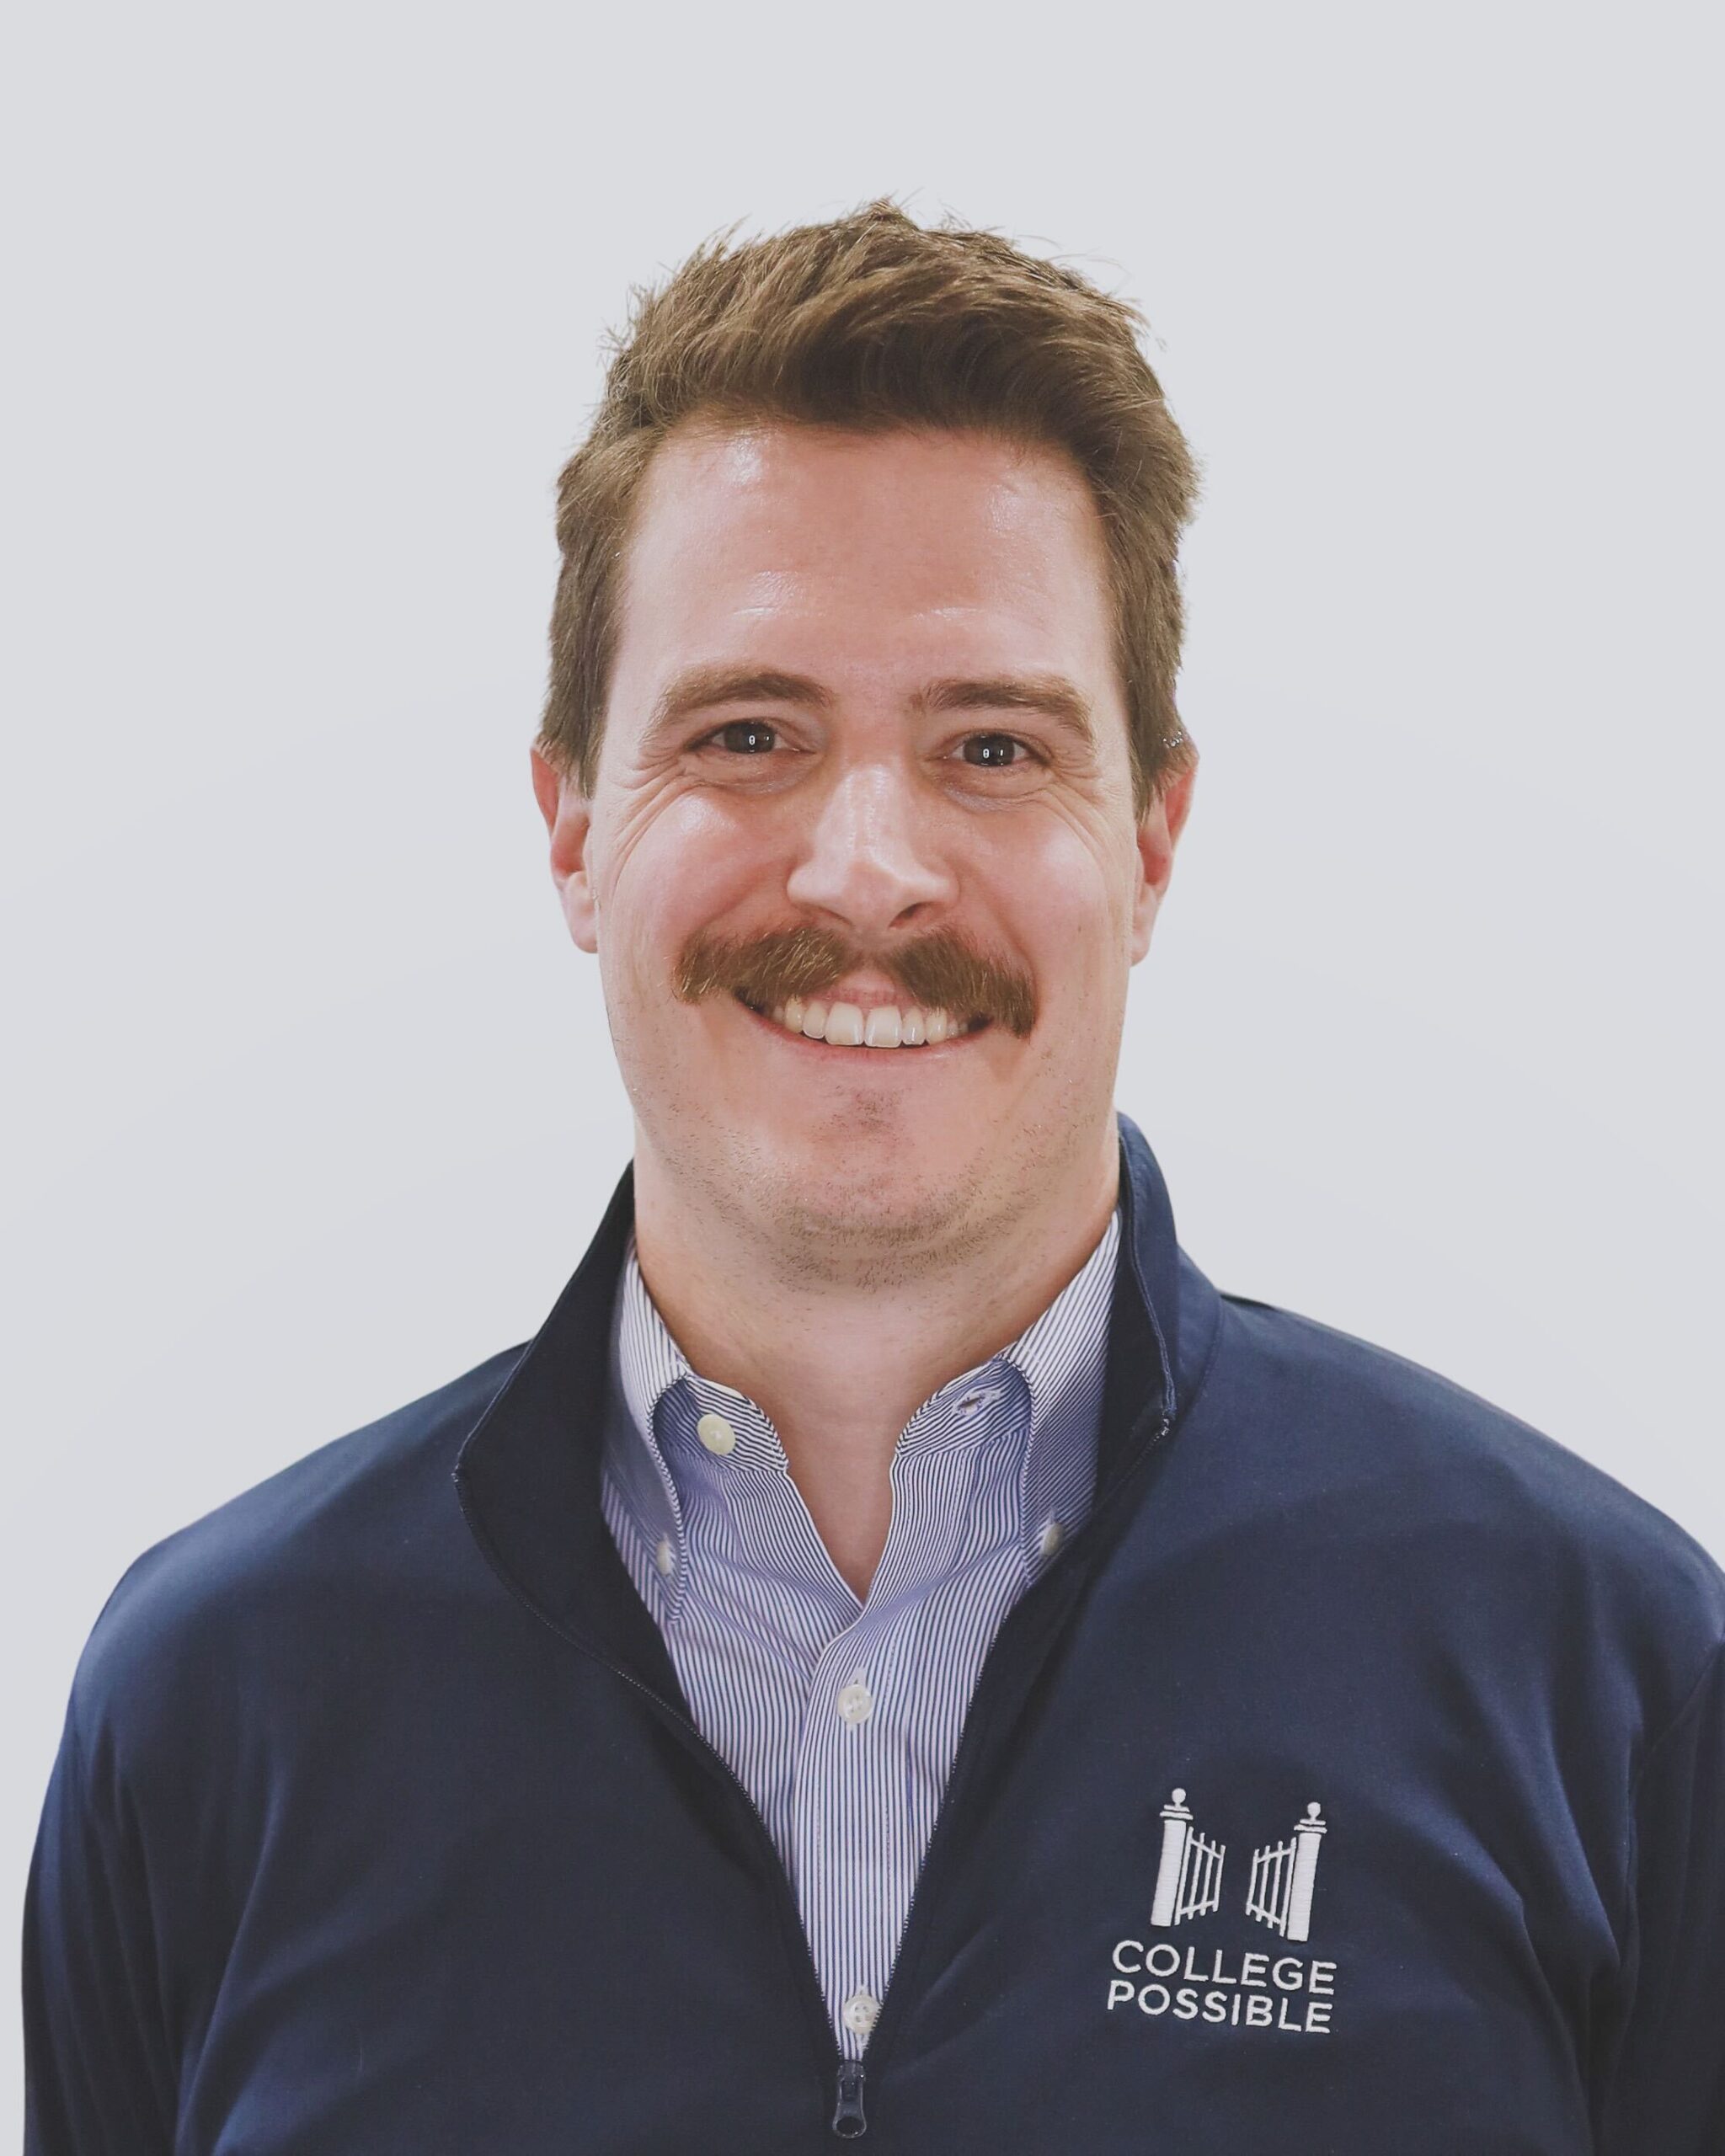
674, 926, 1038, 1038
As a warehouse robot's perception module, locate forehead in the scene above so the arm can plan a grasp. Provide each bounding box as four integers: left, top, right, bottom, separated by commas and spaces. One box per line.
610, 420, 1119, 702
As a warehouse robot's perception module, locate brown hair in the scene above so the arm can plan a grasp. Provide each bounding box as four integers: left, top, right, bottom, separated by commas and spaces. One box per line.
538, 200, 1199, 813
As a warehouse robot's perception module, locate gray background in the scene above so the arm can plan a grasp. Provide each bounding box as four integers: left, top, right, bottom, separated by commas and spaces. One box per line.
6, 0, 1721, 2124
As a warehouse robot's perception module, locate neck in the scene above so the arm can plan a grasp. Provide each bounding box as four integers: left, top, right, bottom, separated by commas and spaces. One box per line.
629, 1121, 1122, 1598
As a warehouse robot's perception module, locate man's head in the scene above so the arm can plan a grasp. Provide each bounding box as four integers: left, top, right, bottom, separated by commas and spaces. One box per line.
531, 204, 1199, 1279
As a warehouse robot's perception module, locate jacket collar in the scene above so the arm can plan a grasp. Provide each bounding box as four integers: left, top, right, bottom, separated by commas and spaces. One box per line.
454, 1113, 1213, 1690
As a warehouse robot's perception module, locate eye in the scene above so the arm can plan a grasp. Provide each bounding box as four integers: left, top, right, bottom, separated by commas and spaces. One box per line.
959, 732, 1033, 769
703, 719, 779, 755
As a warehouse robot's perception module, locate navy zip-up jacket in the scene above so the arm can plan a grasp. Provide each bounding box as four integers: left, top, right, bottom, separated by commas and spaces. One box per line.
24, 1118, 1725, 2152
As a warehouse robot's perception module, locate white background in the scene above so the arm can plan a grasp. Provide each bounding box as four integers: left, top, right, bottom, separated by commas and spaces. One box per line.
4, 0, 1720, 2122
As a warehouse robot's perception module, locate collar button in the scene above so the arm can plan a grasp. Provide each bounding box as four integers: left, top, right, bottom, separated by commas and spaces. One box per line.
696, 1412, 738, 1456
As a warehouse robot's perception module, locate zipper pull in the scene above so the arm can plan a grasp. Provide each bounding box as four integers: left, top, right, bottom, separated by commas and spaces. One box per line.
831, 2059, 868, 2137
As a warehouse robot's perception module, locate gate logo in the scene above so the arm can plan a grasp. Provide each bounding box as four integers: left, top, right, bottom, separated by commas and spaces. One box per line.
1108, 1789, 1339, 2036
1152, 1786, 1328, 1942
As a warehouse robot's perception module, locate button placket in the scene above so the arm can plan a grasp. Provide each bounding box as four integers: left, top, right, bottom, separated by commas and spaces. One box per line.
792, 1620, 899, 2057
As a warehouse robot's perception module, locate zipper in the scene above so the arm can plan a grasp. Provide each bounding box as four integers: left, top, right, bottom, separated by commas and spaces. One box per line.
576, 1659, 852, 2105
831, 2059, 868, 2137
594, 1666, 872, 2137
851, 1405, 1175, 2079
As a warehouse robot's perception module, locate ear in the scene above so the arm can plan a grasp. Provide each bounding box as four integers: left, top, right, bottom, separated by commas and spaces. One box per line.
1130, 751, 1198, 963
530, 746, 599, 954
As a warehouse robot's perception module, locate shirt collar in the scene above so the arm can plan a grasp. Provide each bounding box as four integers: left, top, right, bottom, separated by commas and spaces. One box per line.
603, 1207, 1120, 1600
454, 1115, 1217, 1705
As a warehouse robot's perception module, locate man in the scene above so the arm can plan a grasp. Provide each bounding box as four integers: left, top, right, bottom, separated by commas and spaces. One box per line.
24, 203, 1725, 2153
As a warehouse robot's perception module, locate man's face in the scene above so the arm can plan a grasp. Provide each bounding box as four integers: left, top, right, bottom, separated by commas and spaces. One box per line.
533, 420, 1194, 1273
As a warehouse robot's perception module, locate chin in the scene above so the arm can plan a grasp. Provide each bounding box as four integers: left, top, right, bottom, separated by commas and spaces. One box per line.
721, 1123, 993, 1277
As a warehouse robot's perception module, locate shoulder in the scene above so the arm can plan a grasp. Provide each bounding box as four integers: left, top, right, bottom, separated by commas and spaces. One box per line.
1198, 1289, 1725, 1716
66, 1343, 527, 1766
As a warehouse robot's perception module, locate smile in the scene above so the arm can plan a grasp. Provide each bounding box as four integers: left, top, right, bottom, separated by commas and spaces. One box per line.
732, 991, 991, 1049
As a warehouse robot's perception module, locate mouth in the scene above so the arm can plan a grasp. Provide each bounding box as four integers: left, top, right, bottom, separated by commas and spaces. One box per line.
731, 990, 992, 1051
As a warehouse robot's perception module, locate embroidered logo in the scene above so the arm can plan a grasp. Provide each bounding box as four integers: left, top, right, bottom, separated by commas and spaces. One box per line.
1109, 1787, 1339, 2036
1151, 1787, 1327, 1940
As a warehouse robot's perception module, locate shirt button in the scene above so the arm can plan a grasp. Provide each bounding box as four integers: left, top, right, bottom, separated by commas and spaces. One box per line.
696, 1412, 738, 1456
654, 1535, 676, 1577
1038, 1518, 1065, 1560
836, 1682, 874, 1726
841, 1989, 880, 2038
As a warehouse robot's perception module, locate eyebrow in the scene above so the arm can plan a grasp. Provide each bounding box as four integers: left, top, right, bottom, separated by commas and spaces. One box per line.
644, 666, 834, 744
916, 674, 1096, 750
644, 664, 1096, 750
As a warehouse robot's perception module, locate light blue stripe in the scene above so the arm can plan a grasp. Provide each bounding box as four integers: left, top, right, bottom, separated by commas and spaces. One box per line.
600, 1207, 1117, 2056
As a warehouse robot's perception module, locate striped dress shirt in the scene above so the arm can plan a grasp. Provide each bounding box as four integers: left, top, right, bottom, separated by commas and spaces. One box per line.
599, 1208, 1119, 2057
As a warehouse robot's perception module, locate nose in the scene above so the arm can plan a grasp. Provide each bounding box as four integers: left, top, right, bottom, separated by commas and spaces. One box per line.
783, 759, 959, 936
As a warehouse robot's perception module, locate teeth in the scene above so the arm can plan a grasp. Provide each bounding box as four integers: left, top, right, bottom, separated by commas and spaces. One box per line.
764, 997, 979, 1049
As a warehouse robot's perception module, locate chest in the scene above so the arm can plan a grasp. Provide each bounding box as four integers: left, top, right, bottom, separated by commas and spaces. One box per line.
171, 1562, 1625, 2155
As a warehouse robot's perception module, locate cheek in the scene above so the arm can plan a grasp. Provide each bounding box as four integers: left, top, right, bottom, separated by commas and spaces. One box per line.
989, 818, 1132, 977
597, 795, 771, 987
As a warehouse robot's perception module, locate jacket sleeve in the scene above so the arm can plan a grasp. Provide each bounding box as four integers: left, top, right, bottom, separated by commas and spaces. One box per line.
1596, 1634, 1725, 2155
23, 1705, 177, 2156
